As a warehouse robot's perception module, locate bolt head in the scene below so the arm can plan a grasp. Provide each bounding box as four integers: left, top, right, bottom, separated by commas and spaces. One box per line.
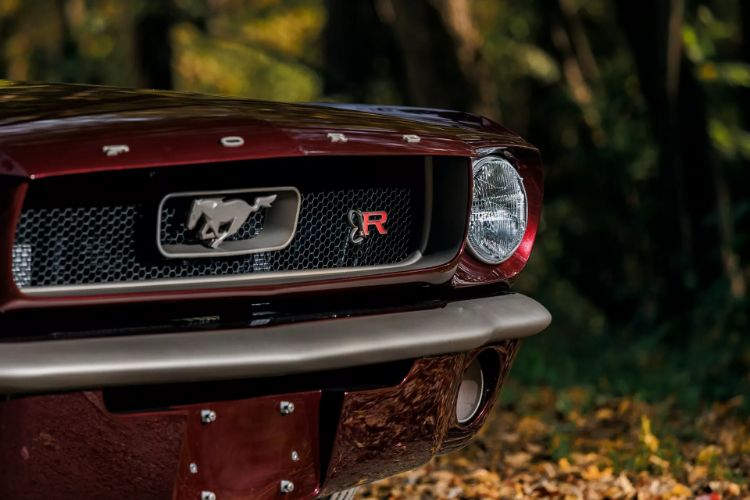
291, 450, 300, 462
280, 480, 295, 494
201, 409, 217, 424
189, 462, 198, 474
201, 491, 216, 500
279, 401, 295, 415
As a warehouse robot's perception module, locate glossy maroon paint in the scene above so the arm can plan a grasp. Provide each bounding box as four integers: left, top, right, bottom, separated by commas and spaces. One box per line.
439, 340, 521, 454
0, 82, 533, 179
0, 81, 541, 309
172, 392, 321, 500
0, 82, 544, 498
0, 344, 519, 498
320, 340, 520, 495
0, 181, 25, 308
0, 392, 186, 500
0, 390, 321, 500
321, 355, 464, 495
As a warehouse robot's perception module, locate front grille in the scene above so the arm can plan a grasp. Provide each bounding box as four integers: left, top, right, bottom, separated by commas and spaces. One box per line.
13, 185, 414, 289
13, 188, 413, 287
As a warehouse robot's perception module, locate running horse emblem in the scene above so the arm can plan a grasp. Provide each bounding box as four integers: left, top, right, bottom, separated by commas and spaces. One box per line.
186, 195, 277, 248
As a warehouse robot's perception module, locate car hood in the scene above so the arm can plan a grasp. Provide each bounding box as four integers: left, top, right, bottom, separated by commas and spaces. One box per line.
0, 81, 534, 179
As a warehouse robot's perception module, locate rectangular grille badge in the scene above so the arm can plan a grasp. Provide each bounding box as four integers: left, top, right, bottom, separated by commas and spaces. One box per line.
157, 187, 301, 258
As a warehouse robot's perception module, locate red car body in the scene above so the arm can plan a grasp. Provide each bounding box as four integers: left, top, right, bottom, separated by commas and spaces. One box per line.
0, 81, 549, 499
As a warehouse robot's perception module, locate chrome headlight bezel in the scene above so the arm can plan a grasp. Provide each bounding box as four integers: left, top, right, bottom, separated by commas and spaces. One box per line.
467, 155, 528, 265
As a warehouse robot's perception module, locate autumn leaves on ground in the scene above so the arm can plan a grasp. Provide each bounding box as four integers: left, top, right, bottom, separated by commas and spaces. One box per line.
361, 385, 749, 499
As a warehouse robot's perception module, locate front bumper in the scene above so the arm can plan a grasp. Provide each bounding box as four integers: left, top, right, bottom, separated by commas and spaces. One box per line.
0, 293, 549, 394
0, 293, 550, 499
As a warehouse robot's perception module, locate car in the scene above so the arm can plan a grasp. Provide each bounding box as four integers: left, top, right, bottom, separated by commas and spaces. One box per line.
0, 81, 550, 499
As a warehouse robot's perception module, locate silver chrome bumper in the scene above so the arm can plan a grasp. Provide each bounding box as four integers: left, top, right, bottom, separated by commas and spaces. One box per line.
0, 293, 550, 394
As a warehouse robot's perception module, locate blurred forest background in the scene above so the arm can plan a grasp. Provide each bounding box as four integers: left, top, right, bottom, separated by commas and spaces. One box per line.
1, 0, 749, 496
0, 0, 748, 402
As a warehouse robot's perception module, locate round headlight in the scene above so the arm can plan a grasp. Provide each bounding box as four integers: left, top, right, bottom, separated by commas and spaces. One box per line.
467, 156, 528, 264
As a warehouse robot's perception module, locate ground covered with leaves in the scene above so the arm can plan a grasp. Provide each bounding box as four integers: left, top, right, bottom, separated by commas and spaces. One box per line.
360, 386, 749, 499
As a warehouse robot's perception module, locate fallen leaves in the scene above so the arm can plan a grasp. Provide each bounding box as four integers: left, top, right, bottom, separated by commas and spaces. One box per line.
360, 389, 749, 499
594, 407, 615, 421
640, 415, 660, 454
697, 445, 722, 465
580, 464, 613, 481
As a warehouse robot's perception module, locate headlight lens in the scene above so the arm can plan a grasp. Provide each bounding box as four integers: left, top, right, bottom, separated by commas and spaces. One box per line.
467, 156, 528, 264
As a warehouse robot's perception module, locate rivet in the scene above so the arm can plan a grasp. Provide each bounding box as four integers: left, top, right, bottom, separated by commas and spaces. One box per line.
189, 462, 198, 474
280, 480, 295, 494
200, 409, 217, 424
102, 145, 130, 157
279, 401, 295, 415
220, 136, 244, 148
291, 450, 300, 462
402, 134, 421, 144
327, 132, 348, 143
201, 491, 217, 500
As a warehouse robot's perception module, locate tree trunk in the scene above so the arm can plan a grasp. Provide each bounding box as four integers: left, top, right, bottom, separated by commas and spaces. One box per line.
135, 0, 175, 90
375, 0, 498, 117
616, 0, 717, 315
322, 0, 401, 102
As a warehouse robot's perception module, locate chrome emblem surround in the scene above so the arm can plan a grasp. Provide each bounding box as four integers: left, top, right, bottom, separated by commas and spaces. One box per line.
157, 187, 301, 259
187, 195, 277, 249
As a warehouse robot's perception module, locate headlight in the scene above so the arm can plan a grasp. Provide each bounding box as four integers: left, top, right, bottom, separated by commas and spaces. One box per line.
467, 156, 528, 264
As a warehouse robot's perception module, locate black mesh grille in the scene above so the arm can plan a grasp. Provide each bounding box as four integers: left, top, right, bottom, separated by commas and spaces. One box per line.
13, 186, 414, 288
